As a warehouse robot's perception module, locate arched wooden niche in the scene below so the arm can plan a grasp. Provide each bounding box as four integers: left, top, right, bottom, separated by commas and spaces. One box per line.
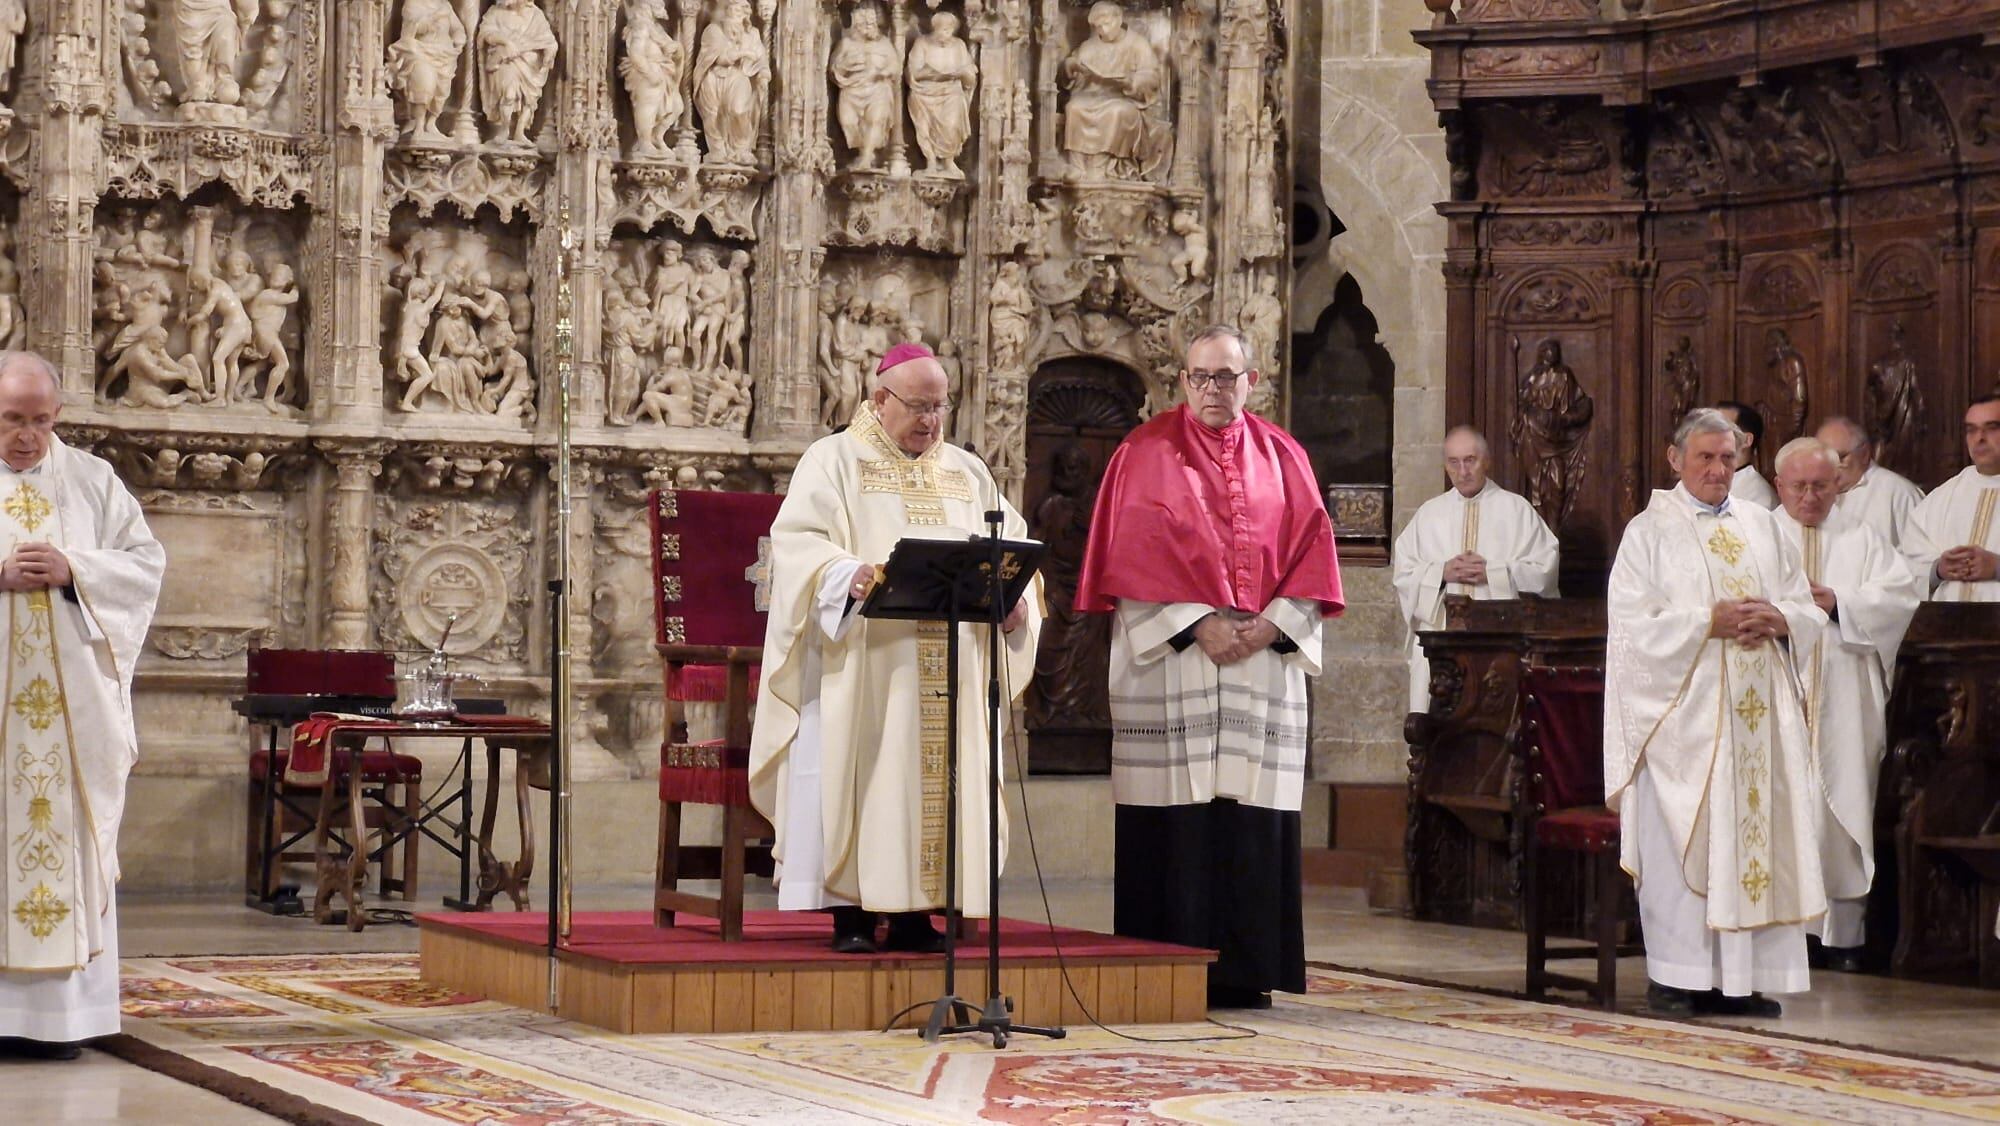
1022, 357, 1145, 775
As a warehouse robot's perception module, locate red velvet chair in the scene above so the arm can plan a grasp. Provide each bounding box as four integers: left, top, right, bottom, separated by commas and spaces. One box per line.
650, 488, 784, 938
1520, 665, 1641, 1008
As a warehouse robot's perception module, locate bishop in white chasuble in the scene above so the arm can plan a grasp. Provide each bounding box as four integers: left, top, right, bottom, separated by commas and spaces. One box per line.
1392, 427, 1559, 713
750, 347, 1040, 950
1606, 411, 1825, 1009
1771, 438, 1920, 957
0, 356, 163, 1046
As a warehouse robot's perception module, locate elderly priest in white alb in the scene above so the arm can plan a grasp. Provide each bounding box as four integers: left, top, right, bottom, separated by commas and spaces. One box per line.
1901, 395, 2000, 602
0, 352, 163, 1058
1605, 408, 1826, 1019
1392, 426, 1559, 713
1817, 415, 1924, 549
1769, 437, 1920, 971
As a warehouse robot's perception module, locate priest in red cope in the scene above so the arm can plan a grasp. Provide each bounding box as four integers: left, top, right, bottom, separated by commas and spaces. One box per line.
1074, 325, 1343, 1010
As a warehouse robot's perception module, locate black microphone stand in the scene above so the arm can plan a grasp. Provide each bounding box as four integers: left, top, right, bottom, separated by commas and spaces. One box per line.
921, 509, 1064, 1048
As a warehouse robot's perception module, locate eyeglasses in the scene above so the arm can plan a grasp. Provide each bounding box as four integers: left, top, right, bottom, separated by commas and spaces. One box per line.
882, 386, 955, 418
1182, 368, 1246, 391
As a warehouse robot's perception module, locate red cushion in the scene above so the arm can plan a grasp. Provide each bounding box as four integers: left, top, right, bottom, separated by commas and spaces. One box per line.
667, 663, 762, 702
659, 740, 752, 805
251, 748, 423, 782
1522, 668, 1607, 812
1536, 806, 1620, 853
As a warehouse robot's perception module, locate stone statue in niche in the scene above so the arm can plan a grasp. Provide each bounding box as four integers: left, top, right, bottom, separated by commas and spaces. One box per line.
620, 0, 686, 158
721, 249, 750, 373
172, 0, 257, 106
822, 287, 871, 427
388, 0, 468, 141
1765, 326, 1808, 441
687, 246, 729, 373
1060, 1, 1169, 181
1238, 271, 1283, 380
638, 345, 696, 426
1662, 334, 1701, 433
907, 12, 978, 177
1168, 207, 1208, 285
477, 0, 558, 146
650, 239, 694, 353
0, 0, 24, 96
988, 260, 1034, 374
603, 288, 652, 426
1866, 318, 1925, 469
0, 234, 23, 352
694, 0, 768, 166
831, 6, 899, 172
1509, 337, 1594, 532
1029, 441, 1112, 732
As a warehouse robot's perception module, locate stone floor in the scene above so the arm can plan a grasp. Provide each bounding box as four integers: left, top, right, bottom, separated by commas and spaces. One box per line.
7, 879, 1998, 1123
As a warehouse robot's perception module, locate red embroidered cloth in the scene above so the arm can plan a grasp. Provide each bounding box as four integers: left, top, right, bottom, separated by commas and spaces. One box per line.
283, 713, 548, 787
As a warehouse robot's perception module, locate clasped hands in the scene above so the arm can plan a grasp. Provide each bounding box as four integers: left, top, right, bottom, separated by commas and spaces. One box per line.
1194, 611, 1279, 665
0, 542, 69, 593
1709, 597, 1788, 648
1937, 545, 1998, 585
1441, 552, 1488, 586
847, 562, 1026, 633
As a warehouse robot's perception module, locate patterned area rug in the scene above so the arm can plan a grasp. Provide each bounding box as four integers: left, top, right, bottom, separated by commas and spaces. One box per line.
108, 953, 2000, 1124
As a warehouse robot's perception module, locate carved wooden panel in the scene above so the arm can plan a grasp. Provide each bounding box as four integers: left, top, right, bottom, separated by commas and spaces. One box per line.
1852, 242, 1945, 484
1733, 252, 1825, 459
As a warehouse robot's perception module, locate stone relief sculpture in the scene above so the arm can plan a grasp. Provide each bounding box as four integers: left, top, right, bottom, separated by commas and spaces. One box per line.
478, 0, 558, 146
1509, 337, 1594, 532
1168, 207, 1208, 284
1061, 1, 1169, 180
831, 6, 899, 172
0, 0, 23, 96
1239, 273, 1283, 417
602, 235, 755, 432
1866, 318, 1925, 469
385, 227, 535, 420
620, 0, 686, 158
172, 0, 258, 108
388, 0, 468, 141
1765, 326, 1808, 442
988, 260, 1035, 374
907, 12, 978, 177
0, 231, 23, 352
694, 0, 767, 165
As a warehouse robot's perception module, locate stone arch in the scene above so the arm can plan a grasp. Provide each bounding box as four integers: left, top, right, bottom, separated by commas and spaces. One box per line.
1292, 273, 1396, 490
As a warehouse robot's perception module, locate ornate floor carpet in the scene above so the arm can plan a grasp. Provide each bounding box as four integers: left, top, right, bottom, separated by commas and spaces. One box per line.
108, 953, 2000, 1125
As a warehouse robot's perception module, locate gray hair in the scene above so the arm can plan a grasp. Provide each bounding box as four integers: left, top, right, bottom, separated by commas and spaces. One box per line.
1185, 323, 1255, 369
0, 351, 62, 397
1817, 413, 1870, 450
1773, 436, 1839, 476
1443, 425, 1489, 458
1672, 406, 1742, 452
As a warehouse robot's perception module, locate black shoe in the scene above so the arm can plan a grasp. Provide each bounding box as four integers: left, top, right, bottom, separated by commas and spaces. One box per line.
1206, 985, 1273, 1010
1645, 982, 1695, 1017
828, 906, 879, 954
3, 1037, 81, 1060
1696, 990, 1782, 1018
1824, 946, 1865, 974
883, 912, 947, 954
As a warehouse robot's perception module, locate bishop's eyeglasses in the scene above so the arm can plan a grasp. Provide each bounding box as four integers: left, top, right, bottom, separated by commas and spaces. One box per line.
882, 386, 956, 418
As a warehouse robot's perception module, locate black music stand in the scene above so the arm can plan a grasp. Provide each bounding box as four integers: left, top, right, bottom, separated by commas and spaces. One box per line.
861, 524, 1064, 1048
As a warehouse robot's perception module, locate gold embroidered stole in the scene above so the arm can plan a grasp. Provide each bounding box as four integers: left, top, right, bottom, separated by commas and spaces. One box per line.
0, 475, 86, 970
848, 404, 974, 902
1699, 513, 1779, 924
1449, 494, 1480, 597
1801, 524, 1823, 744
1961, 489, 1998, 603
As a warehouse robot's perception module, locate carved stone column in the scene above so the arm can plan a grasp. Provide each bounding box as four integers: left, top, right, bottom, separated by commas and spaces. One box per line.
320, 442, 390, 649
755, 0, 830, 440
324, 0, 396, 423
1213, 1, 1271, 314
28, 4, 110, 386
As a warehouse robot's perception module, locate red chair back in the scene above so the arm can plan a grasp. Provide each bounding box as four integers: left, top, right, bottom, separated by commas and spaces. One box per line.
1521, 665, 1606, 813
649, 489, 786, 649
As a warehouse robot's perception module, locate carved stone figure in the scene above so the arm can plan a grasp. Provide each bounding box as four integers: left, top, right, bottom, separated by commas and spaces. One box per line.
702, 365, 751, 430
620, 0, 686, 157
686, 246, 729, 373
477, 0, 558, 145
244, 261, 298, 411
989, 260, 1034, 373
393, 274, 448, 411
907, 12, 978, 177
720, 248, 750, 373
1029, 442, 1112, 732
481, 319, 537, 422
1060, 1, 1168, 180
831, 6, 899, 172
388, 0, 467, 141
1866, 319, 1925, 469
0, 239, 23, 352
1765, 326, 1808, 441
173, 0, 257, 105
0, 0, 24, 95
104, 326, 198, 408
187, 263, 254, 404
604, 289, 649, 425
639, 345, 696, 426
1238, 271, 1284, 398
823, 291, 871, 427
1168, 207, 1208, 284
1509, 338, 1595, 532
1662, 334, 1701, 431
650, 239, 694, 351
693, 0, 768, 165
1497, 100, 1610, 197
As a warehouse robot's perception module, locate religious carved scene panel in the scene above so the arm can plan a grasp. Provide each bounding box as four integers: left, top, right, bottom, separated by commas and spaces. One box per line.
1650, 268, 1711, 485
380, 205, 536, 424
113, 0, 323, 132
602, 228, 753, 431
1850, 241, 1943, 486
91, 199, 310, 415
1732, 252, 1824, 469
1976, 228, 2000, 410
1471, 100, 1629, 203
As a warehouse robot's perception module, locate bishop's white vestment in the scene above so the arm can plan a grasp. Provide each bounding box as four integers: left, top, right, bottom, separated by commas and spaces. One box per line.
1900, 465, 2000, 603
1605, 487, 1826, 996
1732, 465, 1778, 509
1772, 508, 1920, 948
1836, 463, 1923, 549
0, 437, 163, 1041
1391, 481, 1559, 712
749, 404, 1040, 916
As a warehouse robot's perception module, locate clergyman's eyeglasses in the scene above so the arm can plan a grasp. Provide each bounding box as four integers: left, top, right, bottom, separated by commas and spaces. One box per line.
1182, 369, 1245, 391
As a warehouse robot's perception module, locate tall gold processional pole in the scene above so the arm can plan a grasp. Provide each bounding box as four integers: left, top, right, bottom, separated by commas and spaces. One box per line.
547, 208, 578, 1010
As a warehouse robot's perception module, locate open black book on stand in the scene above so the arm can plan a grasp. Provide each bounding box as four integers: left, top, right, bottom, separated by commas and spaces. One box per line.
858, 535, 1045, 621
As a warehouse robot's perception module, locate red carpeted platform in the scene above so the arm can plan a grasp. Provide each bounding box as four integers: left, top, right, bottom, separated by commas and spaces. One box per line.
418, 909, 1215, 1033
